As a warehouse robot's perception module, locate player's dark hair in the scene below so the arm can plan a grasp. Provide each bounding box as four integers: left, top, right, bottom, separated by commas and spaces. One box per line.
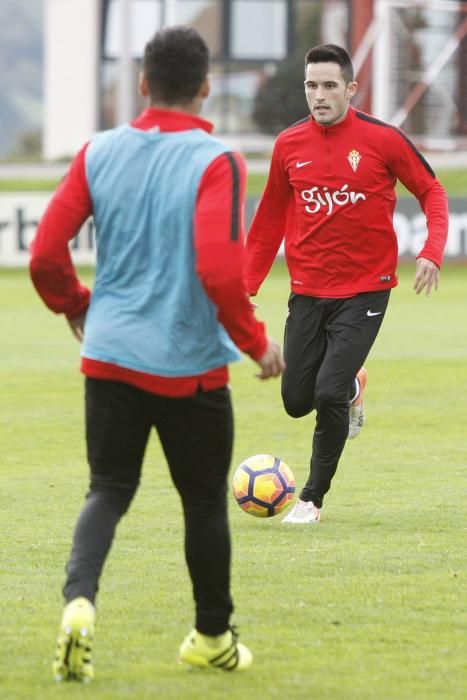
143, 26, 209, 105
304, 44, 354, 83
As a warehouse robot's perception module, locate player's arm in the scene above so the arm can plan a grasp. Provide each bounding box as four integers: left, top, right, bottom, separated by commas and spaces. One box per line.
30, 145, 93, 322
245, 139, 294, 296
387, 131, 449, 294
412, 178, 447, 295
194, 151, 283, 379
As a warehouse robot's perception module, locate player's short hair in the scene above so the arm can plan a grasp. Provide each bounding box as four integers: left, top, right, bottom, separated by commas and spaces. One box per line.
304, 44, 354, 83
143, 26, 209, 105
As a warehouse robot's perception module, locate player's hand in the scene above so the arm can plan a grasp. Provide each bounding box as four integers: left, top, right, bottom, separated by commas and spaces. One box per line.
255, 338, 285, 380
247, 292, 258, 310
68, 313, 86, 342
413, 257, 440, 296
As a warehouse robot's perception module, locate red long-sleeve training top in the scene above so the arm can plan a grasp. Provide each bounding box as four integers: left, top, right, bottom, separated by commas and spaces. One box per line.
245, 107, 449, 298
30, 108, 267, 396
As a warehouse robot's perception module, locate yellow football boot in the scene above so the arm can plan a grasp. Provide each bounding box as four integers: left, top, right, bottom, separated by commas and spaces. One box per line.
52, 597, 95, 682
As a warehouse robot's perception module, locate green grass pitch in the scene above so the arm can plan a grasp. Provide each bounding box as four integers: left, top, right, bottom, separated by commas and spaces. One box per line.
0, 166, 466, 196
1, 262, 466, 699
246, 168, 467, 197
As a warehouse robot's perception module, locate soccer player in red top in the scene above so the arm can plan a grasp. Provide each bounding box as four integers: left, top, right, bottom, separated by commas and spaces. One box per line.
245, 44, 449, 524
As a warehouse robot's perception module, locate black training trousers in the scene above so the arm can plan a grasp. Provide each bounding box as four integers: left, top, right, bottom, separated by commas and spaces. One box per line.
281, 290, 390, 507
63, 378, 234, 636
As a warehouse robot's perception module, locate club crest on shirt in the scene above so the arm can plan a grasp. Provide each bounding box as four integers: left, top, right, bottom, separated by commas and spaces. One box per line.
347, 149, 361, 172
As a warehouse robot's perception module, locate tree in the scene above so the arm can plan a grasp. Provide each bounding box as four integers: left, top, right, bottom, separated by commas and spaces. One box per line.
253, 7, 322, 134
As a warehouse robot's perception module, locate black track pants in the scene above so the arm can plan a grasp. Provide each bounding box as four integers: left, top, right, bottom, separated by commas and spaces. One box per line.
63, 378, 234, 636
281, 290, 390, 507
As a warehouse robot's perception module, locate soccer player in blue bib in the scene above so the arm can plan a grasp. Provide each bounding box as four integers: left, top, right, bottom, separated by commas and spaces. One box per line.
31, 26, 283, 681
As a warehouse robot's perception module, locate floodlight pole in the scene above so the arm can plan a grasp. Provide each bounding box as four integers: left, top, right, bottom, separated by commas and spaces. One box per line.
162, 0, 177, 27
372, 0, 391, 122
391, 14, 467, 127
118, 0, 134, 125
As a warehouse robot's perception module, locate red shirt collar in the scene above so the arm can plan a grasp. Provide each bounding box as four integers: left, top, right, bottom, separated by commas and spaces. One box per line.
131, 107, 214, 134
308, 106, 355, 135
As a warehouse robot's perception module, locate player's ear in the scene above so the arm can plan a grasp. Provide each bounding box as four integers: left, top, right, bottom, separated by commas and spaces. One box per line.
347, 81, 358, 99
199, 75, 210, 99
139, 73, 149, 98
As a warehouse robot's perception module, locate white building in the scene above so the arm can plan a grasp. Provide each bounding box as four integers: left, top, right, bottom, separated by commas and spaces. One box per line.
43, 0, 467, 159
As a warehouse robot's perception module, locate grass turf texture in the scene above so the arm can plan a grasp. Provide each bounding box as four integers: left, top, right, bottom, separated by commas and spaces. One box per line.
0, 179, 64, 192
0, 167, 466, 196
247, 169, 467, 197
1, 263, 466, 699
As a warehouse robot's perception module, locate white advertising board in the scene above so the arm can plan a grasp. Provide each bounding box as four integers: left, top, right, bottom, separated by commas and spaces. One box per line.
1, 193, 466, 266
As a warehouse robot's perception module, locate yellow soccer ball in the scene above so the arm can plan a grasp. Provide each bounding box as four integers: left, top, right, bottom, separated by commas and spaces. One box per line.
232, 454, 295, 518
